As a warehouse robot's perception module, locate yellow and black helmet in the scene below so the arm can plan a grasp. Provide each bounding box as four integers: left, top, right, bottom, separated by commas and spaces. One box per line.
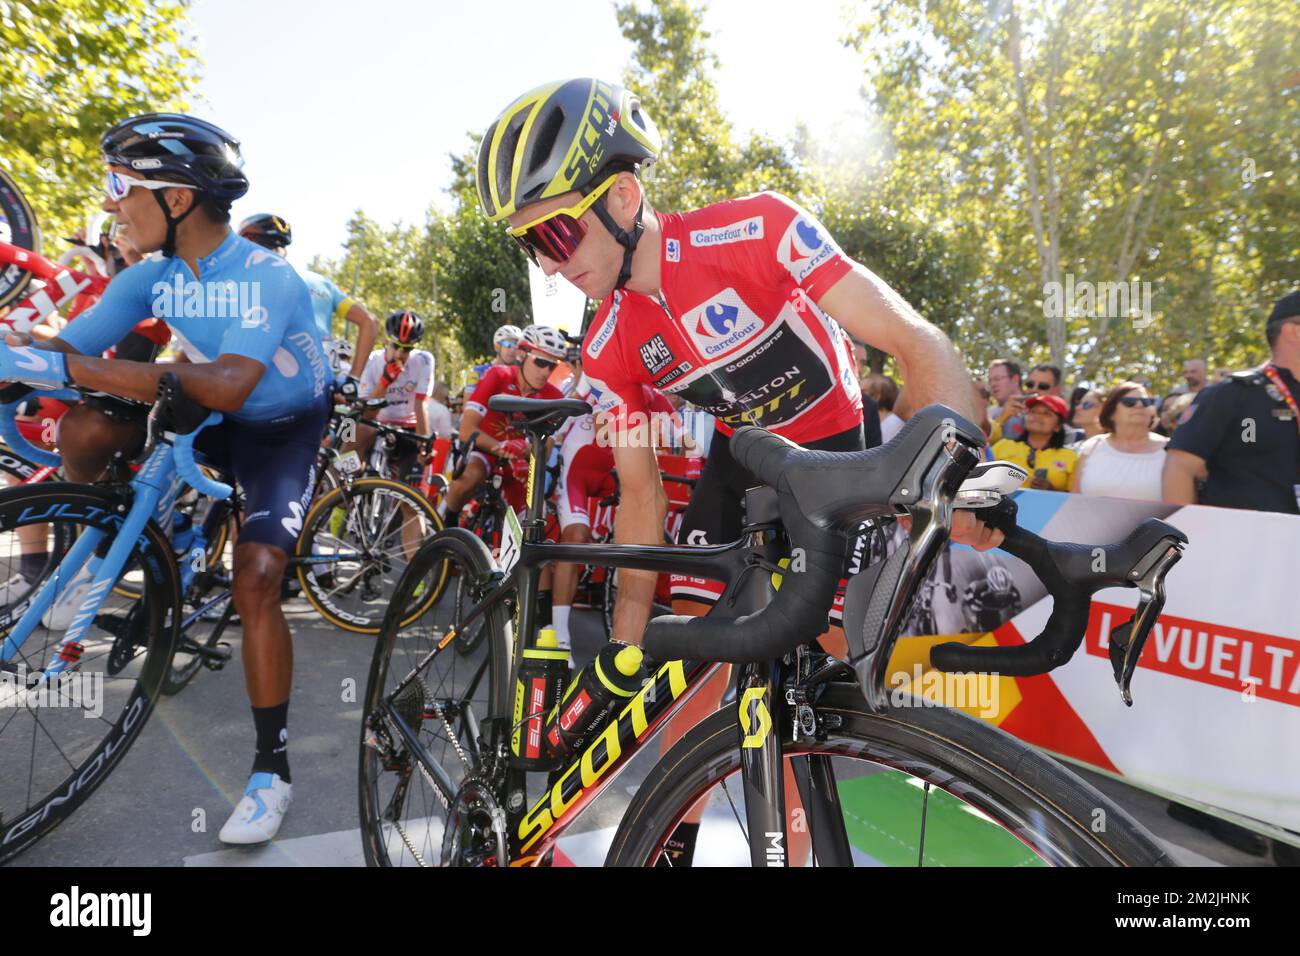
476, 78, 661, 223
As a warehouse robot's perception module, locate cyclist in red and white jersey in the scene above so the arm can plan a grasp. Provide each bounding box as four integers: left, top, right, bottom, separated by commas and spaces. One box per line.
551, 368, 688, 651
348, 309, 434, 477
444, 323, 567, 523
477, 78, 1004, 864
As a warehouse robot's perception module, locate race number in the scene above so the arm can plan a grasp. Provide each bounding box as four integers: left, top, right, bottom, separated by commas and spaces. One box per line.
335, 450, 363, 475
497, 507, 524, 575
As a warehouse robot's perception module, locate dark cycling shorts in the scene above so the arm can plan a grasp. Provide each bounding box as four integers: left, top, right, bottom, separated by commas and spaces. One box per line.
194, 395, 330, 554
671, 423, 865, 615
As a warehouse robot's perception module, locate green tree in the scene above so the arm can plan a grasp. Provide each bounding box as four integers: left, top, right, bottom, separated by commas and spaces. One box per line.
0, 0, 200, 243
847, 0, 1299, 391
617, 0, 803, 209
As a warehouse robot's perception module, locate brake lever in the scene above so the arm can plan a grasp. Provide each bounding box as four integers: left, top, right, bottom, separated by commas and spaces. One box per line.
1107, 537, 1183, 706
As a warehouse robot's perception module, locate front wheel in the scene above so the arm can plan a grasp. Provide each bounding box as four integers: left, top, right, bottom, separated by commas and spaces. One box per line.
605, 682, 1173, 868
296, 477, 445, 634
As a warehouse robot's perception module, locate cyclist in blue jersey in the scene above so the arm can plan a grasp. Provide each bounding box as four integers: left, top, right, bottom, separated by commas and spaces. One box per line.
0, 113, 324, 845
237, 213, 377, 385
464, 323, 523, 390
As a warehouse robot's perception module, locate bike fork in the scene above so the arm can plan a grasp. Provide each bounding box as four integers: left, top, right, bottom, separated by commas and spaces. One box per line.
738, 661, 787, 867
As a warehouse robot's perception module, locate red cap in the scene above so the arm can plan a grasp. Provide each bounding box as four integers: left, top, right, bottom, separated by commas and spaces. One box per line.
1025, 393, 1069, 419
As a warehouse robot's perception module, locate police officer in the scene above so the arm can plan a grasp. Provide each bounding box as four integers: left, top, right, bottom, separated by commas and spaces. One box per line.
1163, 290, 1300, 514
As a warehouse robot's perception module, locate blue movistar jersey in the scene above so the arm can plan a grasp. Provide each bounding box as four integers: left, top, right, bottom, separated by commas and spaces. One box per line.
61, 232, 328, 424
301, 269, 354, 346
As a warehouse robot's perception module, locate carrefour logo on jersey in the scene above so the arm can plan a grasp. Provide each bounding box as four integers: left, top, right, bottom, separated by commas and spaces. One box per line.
689, 216, 764, 248
586, 298, 620, 359
778, 216, 838, 284
683, 289, 763, 358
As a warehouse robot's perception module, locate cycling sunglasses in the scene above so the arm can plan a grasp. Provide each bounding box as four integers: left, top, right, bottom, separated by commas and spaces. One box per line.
105, 170, 195, 203
526, 354, 558, 371
508, 174, 618, 265
1118, 396, 1157, 408
497, 339, 519, 349
385, 341, 415, 352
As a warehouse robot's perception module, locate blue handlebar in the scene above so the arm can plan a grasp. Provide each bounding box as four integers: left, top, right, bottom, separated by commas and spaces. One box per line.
0, 388, 79, 467
173, 412, 234, 500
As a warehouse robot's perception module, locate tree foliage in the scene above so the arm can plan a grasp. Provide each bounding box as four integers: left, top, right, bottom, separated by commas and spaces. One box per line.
0, 0, 200, 243
847, 0, 1299, 388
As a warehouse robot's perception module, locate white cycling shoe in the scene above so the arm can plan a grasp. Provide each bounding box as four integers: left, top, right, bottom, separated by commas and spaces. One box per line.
218, 772, 292, 845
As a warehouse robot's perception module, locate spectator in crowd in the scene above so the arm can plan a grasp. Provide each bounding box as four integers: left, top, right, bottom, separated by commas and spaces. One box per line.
1067, 387, 1104, 446
991, 393, 1077, 491
987, 358, 1026, 443
850, 338, 870, 378
427, 380, 454, 438
1163, 290, 1300, 515
862, 373, 903, 444
1071, 382, 1167, 501
1156, 392, 1194, 437
1025, 363, 1064, 397
1180, 358, 1208, 395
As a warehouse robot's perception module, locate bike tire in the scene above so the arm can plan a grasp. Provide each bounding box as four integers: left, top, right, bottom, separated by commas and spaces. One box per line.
0, 483, 179, 864
296, 477, 445, 635
358, 528, 514, 867
0, 167, 40, 309
604, 682, 1173, 868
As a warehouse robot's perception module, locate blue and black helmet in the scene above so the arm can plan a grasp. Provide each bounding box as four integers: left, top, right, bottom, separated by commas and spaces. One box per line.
101, 113, 249, 203
238, 213, 293, 249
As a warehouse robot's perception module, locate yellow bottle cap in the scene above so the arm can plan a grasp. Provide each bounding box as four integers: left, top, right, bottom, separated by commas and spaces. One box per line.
537, 628, 559, 649
614, 644, 644, 677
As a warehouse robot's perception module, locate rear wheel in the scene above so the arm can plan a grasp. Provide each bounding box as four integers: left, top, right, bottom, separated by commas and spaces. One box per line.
296, 477, 445, 634
605, 682, 1172, 868
0, 484, 179, 863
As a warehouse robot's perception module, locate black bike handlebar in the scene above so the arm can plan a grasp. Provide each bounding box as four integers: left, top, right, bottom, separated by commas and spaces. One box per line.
642, 407, 1187, 708
930, 501, 1186, 703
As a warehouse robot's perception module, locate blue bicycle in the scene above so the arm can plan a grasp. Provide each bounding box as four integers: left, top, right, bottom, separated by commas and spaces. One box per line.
0, 374, 236, 863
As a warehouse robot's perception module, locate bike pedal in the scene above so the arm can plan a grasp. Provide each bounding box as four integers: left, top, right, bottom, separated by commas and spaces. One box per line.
199, 642, 232, 670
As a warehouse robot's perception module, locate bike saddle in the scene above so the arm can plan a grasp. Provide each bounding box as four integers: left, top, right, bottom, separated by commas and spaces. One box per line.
487, 396, 591, 435
731, 405, 986, 531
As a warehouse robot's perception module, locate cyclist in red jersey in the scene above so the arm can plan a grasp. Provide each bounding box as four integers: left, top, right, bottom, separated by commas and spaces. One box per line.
444, 323, 567, 521
477, 78, 1002, 864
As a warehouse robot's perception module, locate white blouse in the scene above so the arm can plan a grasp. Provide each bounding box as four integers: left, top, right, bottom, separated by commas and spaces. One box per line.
1076, 434, 1167, 502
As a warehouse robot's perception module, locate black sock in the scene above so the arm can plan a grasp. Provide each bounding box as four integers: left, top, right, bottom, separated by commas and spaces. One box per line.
655, 821, 699, 867
445, 508, 461, 529
20, 552, 48, 580
537, 589, 552, 629
251, 701, 291, 783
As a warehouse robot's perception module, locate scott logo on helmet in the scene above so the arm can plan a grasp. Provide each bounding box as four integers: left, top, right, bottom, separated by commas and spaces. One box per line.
562, 82, 617, 188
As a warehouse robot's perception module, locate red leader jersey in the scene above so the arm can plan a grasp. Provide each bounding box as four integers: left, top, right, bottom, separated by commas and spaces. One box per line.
581, 191, 863, 445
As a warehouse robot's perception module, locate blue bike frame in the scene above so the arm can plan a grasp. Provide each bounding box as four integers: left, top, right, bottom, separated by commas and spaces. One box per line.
0, 388, 232, 683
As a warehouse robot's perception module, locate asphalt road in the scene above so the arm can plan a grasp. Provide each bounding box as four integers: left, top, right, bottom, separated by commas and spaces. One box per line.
10, 598, 1282, 868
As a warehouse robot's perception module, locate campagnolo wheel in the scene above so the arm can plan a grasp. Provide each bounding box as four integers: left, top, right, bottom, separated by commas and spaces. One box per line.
358, 529, 513, 867
295, 477, 445, 634
0, 483, 179, 864
605, 681, 1173, 868
0, 167, 40, 310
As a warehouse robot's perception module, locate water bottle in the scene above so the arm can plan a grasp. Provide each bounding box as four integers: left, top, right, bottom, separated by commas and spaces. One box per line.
544, 642, 643, 759
510, 628, 570, 770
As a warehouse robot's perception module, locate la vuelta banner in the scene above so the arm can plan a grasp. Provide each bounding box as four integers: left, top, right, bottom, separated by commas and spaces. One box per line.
887, 490, 1300, 833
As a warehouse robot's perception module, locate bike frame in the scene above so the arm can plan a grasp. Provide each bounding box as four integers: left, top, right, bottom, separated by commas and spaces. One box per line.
381, 426, 846, 866
0, 396, 226, 680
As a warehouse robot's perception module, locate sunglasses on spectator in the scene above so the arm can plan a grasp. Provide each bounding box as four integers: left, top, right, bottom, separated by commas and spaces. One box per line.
1118, 396, 1157, 408
105, 170, 195, 202
1026, 381, 1055, 392
1079, 399, 1098, 410
508, 174, 618, 265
